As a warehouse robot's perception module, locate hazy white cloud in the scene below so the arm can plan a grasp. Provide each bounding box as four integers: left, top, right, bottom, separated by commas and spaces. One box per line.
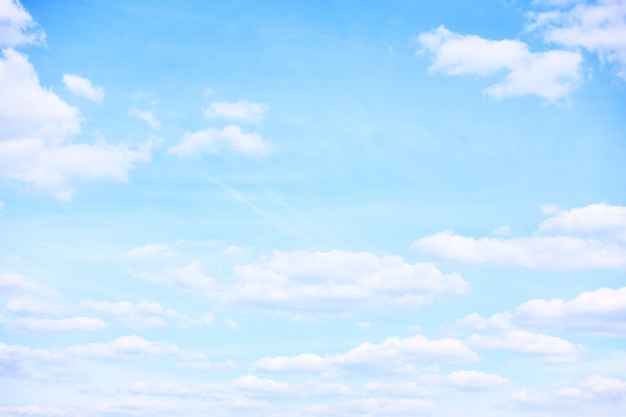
0, 0, 45, 47
123, 243, 173, 258
179, 360, 237, 371
203, 100, 269, 123
168, 125, 273, 158
0, 406, 76, 417
224, 250, 469, 313
253, 334, 478, 374
6, 298, 52, 315
308, 398, 436, 416
493, 225, 511, 236
515, 286, 626, 335
129, 107, 161, 130
417, 25, 582, 101
11, 316, 107, 331
0, 49, 152, 199
232, 375, 292, 394
224, 318, 239, 329
62, 74, 104, 103
529, 0, 626, 78
457, 312, 513, 331
357, 321, 373, 330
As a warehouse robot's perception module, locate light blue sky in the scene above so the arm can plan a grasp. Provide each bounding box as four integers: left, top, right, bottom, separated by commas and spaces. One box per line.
1, 0, 626, 416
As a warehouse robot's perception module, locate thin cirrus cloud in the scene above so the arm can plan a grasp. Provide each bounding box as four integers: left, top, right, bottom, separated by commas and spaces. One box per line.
416, 25, 582, 101
62, 74, 104, 103
308, 398, 437, 417
412, 203, 626, 270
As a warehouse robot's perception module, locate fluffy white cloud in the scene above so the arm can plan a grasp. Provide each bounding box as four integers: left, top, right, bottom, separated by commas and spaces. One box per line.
515, 286, 626, 335
0, 0, 44, 47
0, 273, 47, 293
253, 334, 478, 374
6, 298, 52, 314
511, 375, 626, 413
65, 335, 181, 359
123, 243, 173, 258
9, 316, 106, 331
417, 25, 582, 101
414, 230, 626, 269
467, 329, 580, 363
62, 74, 104, 103
433, 370, 509, 390
363, 381, 435, 396
538, 203, 626, 240
308, 398, 436, 416
129, 107, 161, 130
457, 312, 513, 331
224, 250, 469, 313
203, 100, 269, 123
529, 0, 626, 78
232, 375, 292, 394
131, 262, 216, 296
0, 49, 152, 199
167, 125, 273, 158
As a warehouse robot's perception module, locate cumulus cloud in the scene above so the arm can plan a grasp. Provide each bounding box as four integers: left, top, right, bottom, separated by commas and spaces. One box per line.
459, 309, 581, 363
0, 49, 152, 199
129, 107, 161, 130
0, 273, 48, 293
308, 398, 436, 416
224, 250, 469, 313
167, 125, 273, 158
0, 0, 45, 47
514, 286, 626, 335
9, 316, 107, 331
426, 370, 510, 390
62, 74, 104, 103
232, 375, 292, 395
253, 334, 478, 374
65, 335, 181, 359
413, 204, 626, 270
203, 100, 269, 124
123, 243, 173, 258
529, 0, 626, 78
417, 25, 582, 101
511, 375, 626, 413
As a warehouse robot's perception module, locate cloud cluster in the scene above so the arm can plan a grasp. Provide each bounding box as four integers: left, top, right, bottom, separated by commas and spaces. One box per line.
0, 0, 44, 47
417, 26, 582, 101
413, 204, 626, 270
253, 333, 478, 374
529, 0, 626, 78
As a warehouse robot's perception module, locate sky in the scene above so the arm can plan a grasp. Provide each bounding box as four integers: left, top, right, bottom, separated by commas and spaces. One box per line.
1, 0, 626, 416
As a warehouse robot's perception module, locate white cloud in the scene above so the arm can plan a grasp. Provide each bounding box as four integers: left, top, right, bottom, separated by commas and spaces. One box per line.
357, 321, 373, 329
541, 203, 560, 214
538, 203, 626, 240
224, 250, 469, 313
179, 360, 237, 370
203, 100, 269, 123
0, 273, 47, 293
65, 335, 181, 359
62, 74, 104, 103
167, 125, 273, 158
0, 0, 45, 47
0, 49, 152, 199
123, 243, 173, 258
129, 107, 161, 130
514, 286, 626, 335
232, 375, 292, 394
436, 370, 509, 390
363, 381, 435, 396
253, 334, 478, 374
0, 200, 4, 209
0, 406, 76, 417
511, 375, 626, 413
493, 225, 511, 236
308, 398, 436, 416
11, 316, 107, 331
6, 298, 51, 314
417, 25, 582, 101
529, 0, 626, 78
224, 318, 239, 329
131, 261, 216, 296
467, 329, 580, 363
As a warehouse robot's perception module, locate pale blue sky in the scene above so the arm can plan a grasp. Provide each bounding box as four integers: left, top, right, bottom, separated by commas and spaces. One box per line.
1, 0, 626, 416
